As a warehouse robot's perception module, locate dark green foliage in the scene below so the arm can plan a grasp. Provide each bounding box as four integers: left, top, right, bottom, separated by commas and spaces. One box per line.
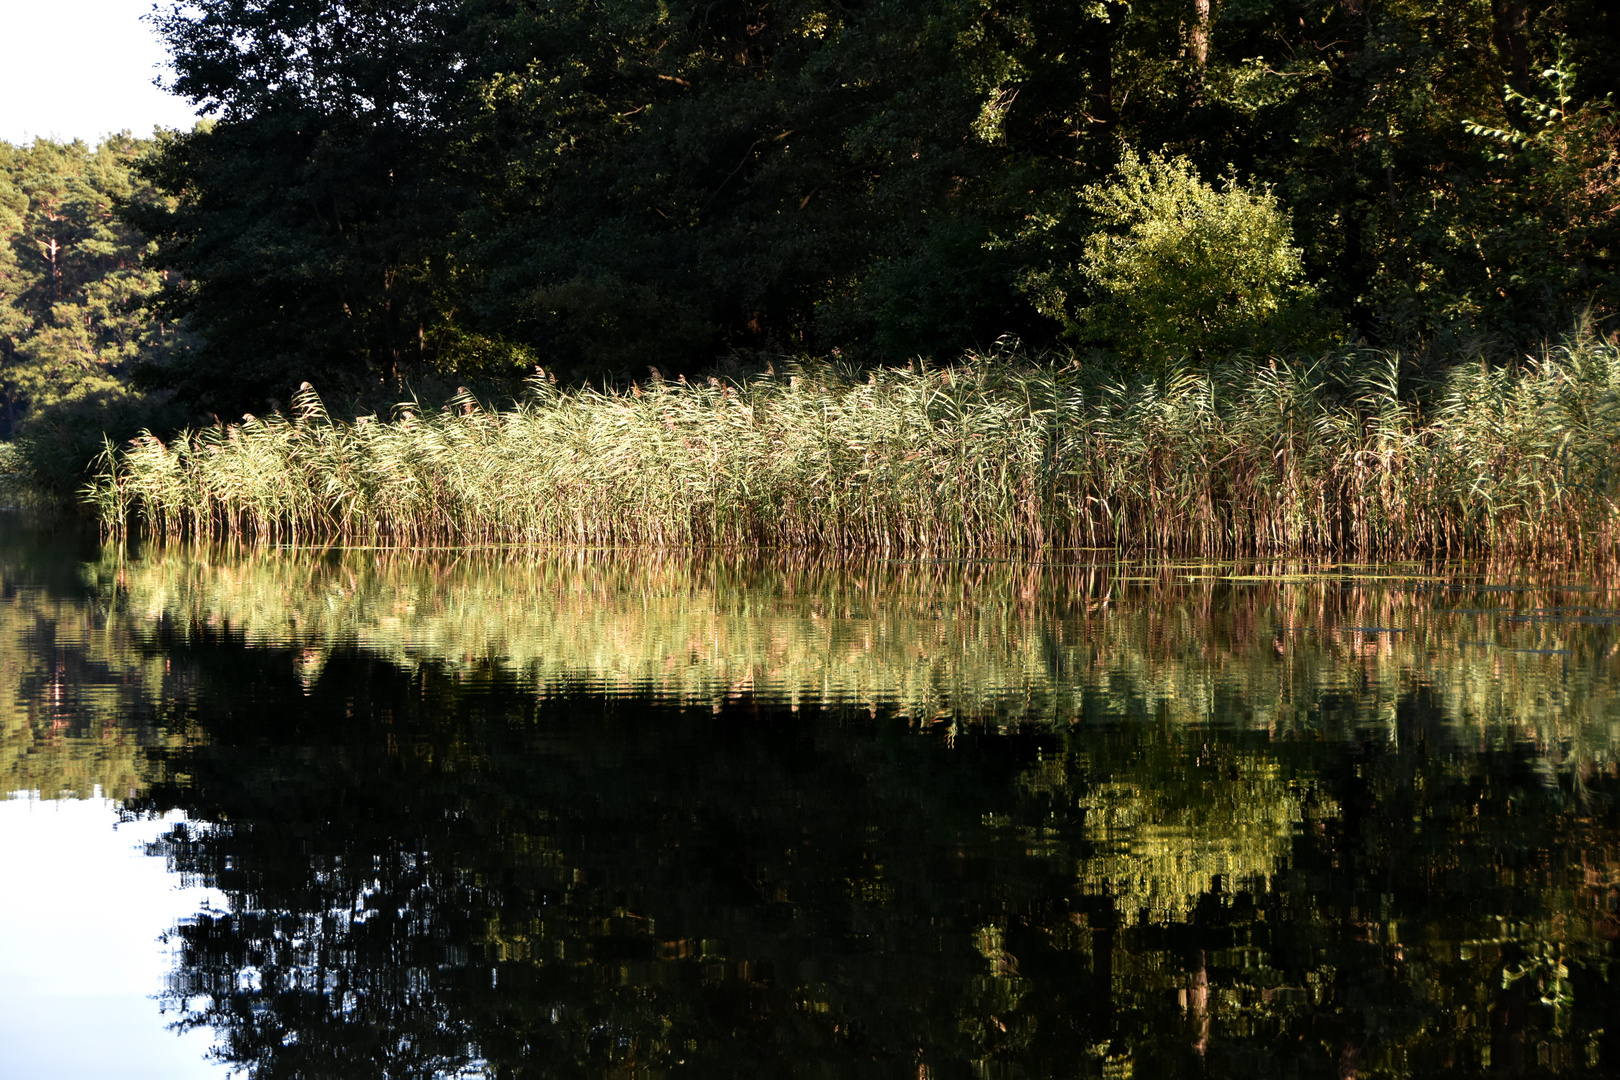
12, 392, 191, 506
0, 136, 196, 503
116, 0, 1620, 419
127, 0, 472, 413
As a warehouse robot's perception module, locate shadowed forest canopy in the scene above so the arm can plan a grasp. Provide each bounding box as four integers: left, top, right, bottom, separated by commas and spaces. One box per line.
118, 0, 1619, 413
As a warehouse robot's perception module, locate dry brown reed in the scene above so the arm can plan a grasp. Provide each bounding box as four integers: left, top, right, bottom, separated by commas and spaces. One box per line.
83, 335, 1620, 557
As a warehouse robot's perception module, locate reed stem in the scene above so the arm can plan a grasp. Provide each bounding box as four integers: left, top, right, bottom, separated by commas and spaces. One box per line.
84, 339, 1620, 558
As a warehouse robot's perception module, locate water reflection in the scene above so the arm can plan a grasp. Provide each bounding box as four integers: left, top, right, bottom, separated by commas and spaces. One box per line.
1, 521, 1618, 1077
75, 544, 1620, 748
0, 796, 227, 1079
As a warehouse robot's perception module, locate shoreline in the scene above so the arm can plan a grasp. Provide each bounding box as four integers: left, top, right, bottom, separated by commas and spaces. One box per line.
84, 343, 1620, 559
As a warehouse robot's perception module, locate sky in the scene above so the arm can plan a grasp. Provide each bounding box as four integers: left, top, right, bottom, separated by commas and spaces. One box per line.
0, 0, 202, 145
0, 795, 230, 1080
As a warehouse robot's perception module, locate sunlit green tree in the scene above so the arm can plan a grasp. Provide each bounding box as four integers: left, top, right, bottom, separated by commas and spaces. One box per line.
0, 135, 187, 434
1015, 150, 1326, 367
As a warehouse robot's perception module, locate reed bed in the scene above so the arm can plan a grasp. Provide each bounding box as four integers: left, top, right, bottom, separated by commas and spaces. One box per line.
84, 335, 1620, 557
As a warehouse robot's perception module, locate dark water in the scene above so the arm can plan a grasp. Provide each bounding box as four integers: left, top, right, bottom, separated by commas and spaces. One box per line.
3, 518, 1620, 1079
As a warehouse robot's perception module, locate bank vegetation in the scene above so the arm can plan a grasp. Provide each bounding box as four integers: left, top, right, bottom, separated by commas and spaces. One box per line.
87, 334, 1620, 558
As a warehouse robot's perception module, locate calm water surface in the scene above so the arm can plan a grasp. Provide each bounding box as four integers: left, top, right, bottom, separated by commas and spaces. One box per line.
2, 516, 1619, 1078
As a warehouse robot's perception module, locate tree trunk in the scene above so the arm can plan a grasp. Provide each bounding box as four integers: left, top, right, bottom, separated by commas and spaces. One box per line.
1187, 0, 1212, 105
45, 236, 61, 302
1190, 0, 1211, 69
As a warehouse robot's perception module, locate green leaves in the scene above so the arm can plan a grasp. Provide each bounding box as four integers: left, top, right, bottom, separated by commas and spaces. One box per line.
115, 0, 1620, 414
1014, 150, 1328, 369
0, 136, 185, 431
1457, 48, 1620, 313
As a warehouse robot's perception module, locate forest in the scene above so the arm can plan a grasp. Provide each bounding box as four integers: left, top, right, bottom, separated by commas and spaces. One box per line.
0, 137, 186, 432
3, 0, 1619, 546
5, 6, 1620, 1065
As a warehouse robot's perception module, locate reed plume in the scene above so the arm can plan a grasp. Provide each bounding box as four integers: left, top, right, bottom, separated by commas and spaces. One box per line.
84, 335, 1620, 558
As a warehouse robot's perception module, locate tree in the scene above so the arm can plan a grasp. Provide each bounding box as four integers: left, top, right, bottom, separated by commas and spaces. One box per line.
1463, 52, 1619, 320
0, 136, 186, 436
1014, 150, 1325, 367
129, 0, 471, 413
131, 0, 1620, 417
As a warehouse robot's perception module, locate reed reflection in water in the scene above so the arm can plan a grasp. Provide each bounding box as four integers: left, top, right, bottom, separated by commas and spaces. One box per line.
85, 543, 1620, 743
2, 525, 1619, 1078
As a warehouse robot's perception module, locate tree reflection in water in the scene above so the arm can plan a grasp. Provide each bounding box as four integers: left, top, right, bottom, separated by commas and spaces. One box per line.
125, 647, 1619, 1079
1, 529, 1617, 1077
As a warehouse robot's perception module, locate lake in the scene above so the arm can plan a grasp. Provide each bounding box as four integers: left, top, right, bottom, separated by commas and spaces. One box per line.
1, 514, 1617, 1078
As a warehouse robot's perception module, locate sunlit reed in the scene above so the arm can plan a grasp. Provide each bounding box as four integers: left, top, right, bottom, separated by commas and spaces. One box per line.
85, 336, 1620, 557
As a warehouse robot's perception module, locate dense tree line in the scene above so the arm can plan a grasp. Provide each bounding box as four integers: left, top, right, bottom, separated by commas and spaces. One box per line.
3, 1, 1615, 428
121, 0, 1619, 415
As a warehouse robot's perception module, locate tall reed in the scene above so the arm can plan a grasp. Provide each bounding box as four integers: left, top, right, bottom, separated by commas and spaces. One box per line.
84, 335, 1620, 557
